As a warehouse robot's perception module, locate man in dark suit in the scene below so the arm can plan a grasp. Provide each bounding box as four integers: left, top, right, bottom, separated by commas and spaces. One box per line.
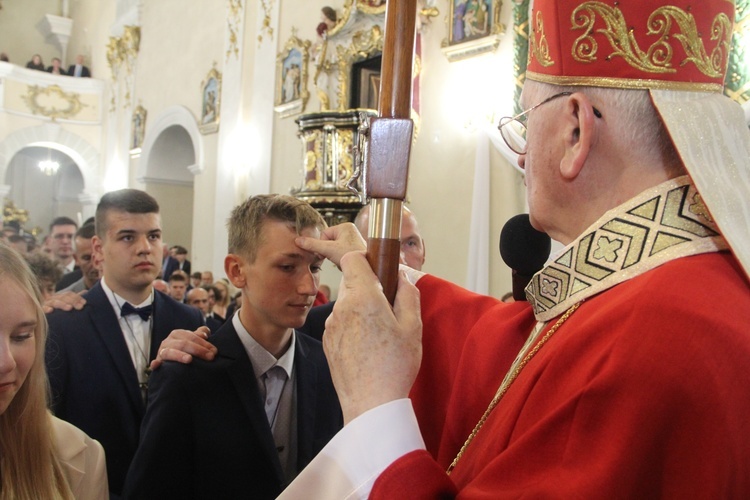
45, 189, 204, 498
298, 204, 426, 342
68, 54, 91, 77
161, 244, 191, 279
123, 194, 342, 499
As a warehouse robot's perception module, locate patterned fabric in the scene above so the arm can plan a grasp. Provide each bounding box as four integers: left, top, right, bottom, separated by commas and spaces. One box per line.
526, 0, 734, 91
526, 176, 728, 320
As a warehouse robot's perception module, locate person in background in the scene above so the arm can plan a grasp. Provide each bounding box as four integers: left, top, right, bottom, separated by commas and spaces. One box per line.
58, 224, 100, 293
67, 54, 90, 77
167, 271, 188, 303
7, 234, 29, 255
190, 272, 202, 289
0, 52, 9, 62
0, 244, 108, 499
152, 279, 169, 294
200, 270, 214, 286
298, 204, 426, 342
47, 57, 67, 75
46, 217, 78, 276
24, 253, 62, 300
26, 54, 45, 71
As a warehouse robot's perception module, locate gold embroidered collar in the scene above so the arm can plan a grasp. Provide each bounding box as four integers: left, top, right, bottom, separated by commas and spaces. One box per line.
526, 176, 728, 321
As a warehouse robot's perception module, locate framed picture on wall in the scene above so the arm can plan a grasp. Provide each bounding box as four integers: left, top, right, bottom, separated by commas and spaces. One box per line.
275, 35, 311, 118
130, 104, 147, 152
442, 0, 505, 62
199, 63, 222, 134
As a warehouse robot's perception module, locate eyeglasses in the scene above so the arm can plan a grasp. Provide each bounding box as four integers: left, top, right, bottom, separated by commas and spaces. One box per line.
498, 92, 602, 155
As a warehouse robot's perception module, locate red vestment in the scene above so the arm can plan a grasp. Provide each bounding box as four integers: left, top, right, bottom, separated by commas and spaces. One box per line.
376, 252, 750, 498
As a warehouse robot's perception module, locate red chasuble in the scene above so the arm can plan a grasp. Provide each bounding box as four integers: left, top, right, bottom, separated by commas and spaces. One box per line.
376, 179, 750, 498
377, 253, 750, 498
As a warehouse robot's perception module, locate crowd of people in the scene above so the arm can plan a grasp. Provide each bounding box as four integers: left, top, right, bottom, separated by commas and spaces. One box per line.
0, 51, 91, 77
0, 0, 749, 498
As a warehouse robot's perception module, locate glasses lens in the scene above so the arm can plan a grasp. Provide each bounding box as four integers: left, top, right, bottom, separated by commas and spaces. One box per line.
499, 117, 527, 155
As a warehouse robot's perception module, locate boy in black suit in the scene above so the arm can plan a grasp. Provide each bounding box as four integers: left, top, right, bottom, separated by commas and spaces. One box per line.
123, 194, 342, 499
45, 189, 203, 497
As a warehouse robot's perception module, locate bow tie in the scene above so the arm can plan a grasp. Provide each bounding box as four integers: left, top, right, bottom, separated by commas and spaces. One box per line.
121, 302, 153, 321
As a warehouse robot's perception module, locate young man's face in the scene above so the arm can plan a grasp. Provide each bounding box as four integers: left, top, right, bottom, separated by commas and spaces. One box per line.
234, 220, 322, 334
169, 281, 187, 301
93, 211, 162, 296
49, 224, 76, 263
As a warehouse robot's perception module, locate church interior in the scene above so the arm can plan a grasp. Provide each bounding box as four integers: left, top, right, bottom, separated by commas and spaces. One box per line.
1, 0, 748, 298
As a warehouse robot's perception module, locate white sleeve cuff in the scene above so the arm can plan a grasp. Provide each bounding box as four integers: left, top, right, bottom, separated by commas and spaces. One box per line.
279, 399, 425, 499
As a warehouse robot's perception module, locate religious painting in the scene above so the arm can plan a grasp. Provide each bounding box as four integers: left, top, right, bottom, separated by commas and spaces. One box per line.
442, 0, 504, 62
199, 64, 222, 134
275, 35, 310, 118
350, 55, 382, 110
130, 105, 147, 151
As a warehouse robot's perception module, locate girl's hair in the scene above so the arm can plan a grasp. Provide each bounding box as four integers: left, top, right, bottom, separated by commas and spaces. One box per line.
0, 244, 73, 499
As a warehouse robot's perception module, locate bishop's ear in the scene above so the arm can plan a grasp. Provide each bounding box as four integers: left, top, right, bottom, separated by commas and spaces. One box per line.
224, 254, 246, 288
560, 93, 598, 180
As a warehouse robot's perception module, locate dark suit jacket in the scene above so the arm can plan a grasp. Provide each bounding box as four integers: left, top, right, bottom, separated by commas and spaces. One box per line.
297, 301, 335, 342
68, 64, 91, 77
55, 267, 82, 291
45, 283, 204, 497
122, 321, 343, 499
161, 256, 191, 279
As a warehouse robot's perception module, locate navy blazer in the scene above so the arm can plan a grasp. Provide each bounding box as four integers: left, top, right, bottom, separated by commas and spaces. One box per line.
122, 320, 343, 499
45, 283, 204, 497
297, 301, 334, 342
161, 256, 191, 280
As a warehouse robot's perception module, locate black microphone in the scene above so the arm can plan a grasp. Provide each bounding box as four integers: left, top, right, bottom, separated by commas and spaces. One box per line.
499, 214, 551, 301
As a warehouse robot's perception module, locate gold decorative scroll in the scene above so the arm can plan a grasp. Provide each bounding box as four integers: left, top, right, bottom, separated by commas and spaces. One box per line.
22, 84, 86, 120
571, 2, 731, 77
226, 0, 243, 60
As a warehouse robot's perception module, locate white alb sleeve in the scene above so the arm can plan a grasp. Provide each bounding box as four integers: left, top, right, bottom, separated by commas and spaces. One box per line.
279, 398, 425, 499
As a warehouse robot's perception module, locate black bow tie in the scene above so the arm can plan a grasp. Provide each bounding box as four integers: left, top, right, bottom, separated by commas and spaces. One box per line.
121, 302, 153, 321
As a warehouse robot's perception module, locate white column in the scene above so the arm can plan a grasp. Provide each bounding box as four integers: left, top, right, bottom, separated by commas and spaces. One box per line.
210, 0, 251, 274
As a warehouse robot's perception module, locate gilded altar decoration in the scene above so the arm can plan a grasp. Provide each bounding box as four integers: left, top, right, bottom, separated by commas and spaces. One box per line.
258, 0, 275, 45
3, 201, 29, 226
292, 111, 374, 225
106, 25, 141, 110
355, 0, 386, 15
22, 84, 86, 120
442, 0, 505, 61
275, 33, 311, 118
200, 63, 222, 134
226, 0, 243, 60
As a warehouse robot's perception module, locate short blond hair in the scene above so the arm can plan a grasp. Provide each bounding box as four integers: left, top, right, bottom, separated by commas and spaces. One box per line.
227, 194, 326, 262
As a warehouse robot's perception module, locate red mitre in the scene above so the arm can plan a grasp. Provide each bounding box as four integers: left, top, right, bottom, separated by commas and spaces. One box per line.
526, 0, 735, 92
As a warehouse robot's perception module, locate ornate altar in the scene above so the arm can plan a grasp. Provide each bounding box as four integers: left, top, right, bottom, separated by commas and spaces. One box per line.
292, 110, 375, 225
291, 1, 437, 222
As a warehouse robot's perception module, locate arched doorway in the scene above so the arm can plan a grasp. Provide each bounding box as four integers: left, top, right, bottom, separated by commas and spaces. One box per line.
138, 106, 202, 256
4, 145, 85, 237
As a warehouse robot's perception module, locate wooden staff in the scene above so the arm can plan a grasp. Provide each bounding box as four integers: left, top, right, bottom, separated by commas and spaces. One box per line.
365, 0, 418, 304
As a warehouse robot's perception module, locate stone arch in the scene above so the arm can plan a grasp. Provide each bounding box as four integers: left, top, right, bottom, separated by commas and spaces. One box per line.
138, 105, 204, 184
0, 123, 101, 202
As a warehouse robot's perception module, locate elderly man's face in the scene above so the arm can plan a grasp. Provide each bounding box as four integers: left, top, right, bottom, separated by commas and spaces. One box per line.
518, 82, 566, 235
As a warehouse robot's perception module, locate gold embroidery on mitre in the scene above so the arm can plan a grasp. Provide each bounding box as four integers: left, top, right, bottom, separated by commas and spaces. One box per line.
570, 2, 732, 78
526, 177, 729, 321
529, 11, 554, 67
